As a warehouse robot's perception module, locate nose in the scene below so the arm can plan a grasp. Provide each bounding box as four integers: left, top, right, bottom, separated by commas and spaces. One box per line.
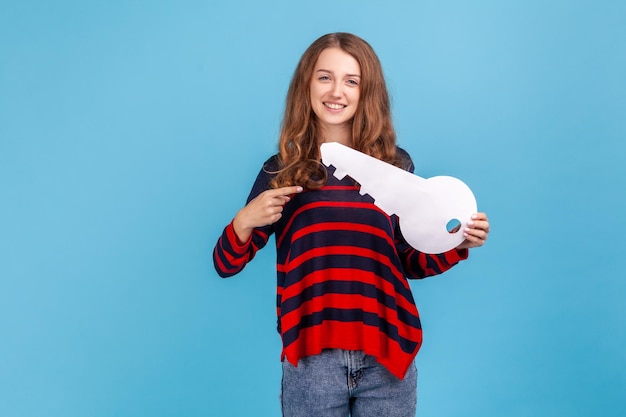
330, 81, 343, 97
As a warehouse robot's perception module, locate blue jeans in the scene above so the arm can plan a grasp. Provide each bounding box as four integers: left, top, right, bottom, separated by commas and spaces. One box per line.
281, 349, 417, 417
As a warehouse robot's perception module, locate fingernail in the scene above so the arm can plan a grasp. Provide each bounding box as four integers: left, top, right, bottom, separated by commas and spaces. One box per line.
467, 220, 474, 226
296, 186, 303, 192
471, 214, 478, 219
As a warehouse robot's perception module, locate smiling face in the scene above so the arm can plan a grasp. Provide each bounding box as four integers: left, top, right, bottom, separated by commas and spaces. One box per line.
309, 47, 361, 144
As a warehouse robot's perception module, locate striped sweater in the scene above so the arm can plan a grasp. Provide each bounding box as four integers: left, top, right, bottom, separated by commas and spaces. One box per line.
213, 151, 468, 379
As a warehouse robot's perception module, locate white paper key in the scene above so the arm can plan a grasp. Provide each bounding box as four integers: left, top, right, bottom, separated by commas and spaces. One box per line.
320, 142, 477, 254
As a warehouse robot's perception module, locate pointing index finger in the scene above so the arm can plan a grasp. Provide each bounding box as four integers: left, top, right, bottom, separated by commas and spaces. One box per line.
273, 186, 303, 197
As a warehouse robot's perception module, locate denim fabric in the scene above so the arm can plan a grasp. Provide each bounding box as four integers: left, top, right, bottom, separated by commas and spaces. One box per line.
281, 349, 417, 417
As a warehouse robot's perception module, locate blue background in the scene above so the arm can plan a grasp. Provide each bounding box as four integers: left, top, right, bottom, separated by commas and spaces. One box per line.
1, 1, 624, 416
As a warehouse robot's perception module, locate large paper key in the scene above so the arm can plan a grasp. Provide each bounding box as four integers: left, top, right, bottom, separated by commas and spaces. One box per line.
320, 142, 477, 254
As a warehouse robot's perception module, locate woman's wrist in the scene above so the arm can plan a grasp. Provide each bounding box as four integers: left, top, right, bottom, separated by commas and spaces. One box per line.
232, 211, 253, 244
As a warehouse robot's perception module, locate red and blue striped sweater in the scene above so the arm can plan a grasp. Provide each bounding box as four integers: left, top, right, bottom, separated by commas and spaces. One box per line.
213, 150, 468, 379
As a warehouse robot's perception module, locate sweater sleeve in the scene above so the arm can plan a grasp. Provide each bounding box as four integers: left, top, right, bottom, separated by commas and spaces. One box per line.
212, 156, 278, 278
395, 224, 469, 279
213, 220, 273, 277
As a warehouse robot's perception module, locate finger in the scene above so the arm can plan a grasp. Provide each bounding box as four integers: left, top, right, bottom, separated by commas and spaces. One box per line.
470, 212, 488, 221
468, 220, 490, 232
463, 226, 488, 241
263, 203, 284, 217
267, 186, 303, 207
462, 235, 484, 249
255, 189, 294, 206
268, 195, 290, 206
270, 185, 304, 197
264, 212, 283, 226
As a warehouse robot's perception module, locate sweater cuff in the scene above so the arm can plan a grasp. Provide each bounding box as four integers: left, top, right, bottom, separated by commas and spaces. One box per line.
445, 247, 469, 264
225, 220, 252, 253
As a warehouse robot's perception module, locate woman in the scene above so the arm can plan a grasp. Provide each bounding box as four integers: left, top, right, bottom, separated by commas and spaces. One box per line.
213, 32, 489, 417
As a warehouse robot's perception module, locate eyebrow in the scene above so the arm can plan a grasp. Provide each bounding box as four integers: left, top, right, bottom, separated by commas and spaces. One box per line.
316, 69, 361, 78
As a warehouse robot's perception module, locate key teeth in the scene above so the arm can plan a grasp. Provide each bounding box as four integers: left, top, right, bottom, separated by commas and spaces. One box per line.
333, 168, 347, 180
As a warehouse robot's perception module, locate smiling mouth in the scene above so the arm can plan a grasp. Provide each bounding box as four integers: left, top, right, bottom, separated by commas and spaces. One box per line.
324, 102, 346, 110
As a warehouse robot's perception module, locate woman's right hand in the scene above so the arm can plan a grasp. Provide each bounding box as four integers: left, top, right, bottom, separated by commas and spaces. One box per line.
232, 186, 303, 243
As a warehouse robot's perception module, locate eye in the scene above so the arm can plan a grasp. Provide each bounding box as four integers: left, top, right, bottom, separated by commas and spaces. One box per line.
347, 79, 360, 86
318, 75, 331, 81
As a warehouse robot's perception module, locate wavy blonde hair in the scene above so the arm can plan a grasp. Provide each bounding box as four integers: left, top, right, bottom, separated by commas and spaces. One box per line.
270, 33, 401, 189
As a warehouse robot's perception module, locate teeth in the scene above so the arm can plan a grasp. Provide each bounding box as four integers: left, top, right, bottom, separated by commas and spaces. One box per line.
325, 103, 345, 110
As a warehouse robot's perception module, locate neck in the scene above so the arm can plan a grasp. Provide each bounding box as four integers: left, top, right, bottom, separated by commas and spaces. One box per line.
319, 123, 352, 146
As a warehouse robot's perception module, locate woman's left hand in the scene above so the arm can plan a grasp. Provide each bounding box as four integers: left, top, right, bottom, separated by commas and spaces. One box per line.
457, 212, 490, 250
